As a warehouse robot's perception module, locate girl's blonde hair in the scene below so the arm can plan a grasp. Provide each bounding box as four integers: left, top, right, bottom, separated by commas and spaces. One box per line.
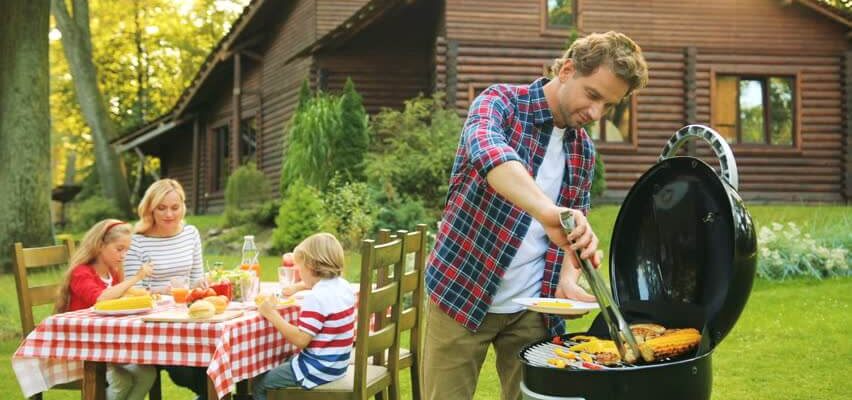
135, 178, 186, 234
551, 31, 649, 96
54, 219, 132, 313
294, 233, 345, 279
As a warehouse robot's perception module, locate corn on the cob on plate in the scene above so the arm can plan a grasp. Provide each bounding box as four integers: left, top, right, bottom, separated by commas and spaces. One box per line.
94, 295, 154, 311
638, 328, 701, 362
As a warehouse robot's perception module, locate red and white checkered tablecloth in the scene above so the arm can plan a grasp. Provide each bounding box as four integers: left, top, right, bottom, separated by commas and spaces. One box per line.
13, 303, 300, 399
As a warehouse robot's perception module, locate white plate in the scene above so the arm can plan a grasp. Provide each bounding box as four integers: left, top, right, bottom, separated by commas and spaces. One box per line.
155, 295, 174, 305
92, 307, 154, 316
512, 297, 599, 315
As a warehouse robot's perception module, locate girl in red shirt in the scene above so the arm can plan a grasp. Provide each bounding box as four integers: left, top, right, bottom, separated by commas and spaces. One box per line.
54, 219, 156, 400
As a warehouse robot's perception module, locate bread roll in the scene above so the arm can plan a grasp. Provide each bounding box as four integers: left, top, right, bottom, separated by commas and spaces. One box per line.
188, 299, 215, 319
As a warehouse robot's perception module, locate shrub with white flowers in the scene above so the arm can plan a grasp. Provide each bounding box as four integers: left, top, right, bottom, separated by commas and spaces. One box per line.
757, 222, 849, 280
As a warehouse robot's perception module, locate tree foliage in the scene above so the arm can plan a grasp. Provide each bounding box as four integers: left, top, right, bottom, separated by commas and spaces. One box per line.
49, 0, 248, 189
334, 78, 370, 182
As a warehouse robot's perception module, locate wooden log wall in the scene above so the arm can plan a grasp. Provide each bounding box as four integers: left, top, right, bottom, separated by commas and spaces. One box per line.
438, 0, 849, 202
694, 52, 845, 202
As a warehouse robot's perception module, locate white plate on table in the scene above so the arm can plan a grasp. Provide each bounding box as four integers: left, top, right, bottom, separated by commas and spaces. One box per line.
512, 297, 599, 315
91, 307, 154, 316
154, 295, 173, 305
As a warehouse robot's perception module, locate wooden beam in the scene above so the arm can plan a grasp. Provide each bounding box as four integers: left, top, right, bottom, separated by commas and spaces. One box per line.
191, 118, 200, 215
684, 46, 697, 156
446, 39, 459, 107
232, 53, 242, 169
845, 50, 852, 201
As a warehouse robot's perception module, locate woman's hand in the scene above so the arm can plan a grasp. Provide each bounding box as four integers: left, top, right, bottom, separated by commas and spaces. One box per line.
132, 263, 154, 283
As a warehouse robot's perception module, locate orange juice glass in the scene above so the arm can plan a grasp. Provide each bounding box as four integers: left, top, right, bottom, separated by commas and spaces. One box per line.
171, 287, 189, 303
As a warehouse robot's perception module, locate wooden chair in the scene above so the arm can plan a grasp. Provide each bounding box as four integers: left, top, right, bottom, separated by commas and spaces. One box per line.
395, 225, 428, 400
12, 240, 162, 400
375, 225, 428, 400
266, 237, 405, 400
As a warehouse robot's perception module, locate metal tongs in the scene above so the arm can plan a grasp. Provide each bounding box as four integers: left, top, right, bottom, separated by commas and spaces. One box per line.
560, 210, 641, 364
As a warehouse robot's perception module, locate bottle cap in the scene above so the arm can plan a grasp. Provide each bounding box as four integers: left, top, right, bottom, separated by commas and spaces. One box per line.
244, 235, 254, 240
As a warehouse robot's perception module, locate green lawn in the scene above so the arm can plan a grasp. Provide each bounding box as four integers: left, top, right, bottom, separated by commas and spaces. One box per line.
1, 205, 848, 399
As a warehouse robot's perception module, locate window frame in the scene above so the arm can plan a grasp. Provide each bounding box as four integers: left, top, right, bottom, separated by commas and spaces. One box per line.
710, 67, 802, 155
209, 119, 231, 193
238, 112, 259, 166
540, 0, 579, 36
588, 93, 639, 152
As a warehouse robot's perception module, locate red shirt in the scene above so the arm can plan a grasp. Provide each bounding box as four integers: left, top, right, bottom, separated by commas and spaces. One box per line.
67, 264, 123, 311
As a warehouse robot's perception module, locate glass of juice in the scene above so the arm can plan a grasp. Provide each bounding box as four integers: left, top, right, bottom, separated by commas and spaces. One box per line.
170, 276, 189, 304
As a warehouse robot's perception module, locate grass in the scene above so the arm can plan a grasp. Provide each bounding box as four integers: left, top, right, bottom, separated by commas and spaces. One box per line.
1, 205, 848, 399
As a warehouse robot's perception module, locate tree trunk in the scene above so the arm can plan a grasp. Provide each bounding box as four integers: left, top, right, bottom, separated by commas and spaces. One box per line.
51, 0, 133, 217
0, 0, 54, 270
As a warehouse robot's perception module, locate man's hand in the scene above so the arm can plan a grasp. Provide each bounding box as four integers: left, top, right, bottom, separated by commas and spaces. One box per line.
541, 206, 601, 268
555, 254, 596, 302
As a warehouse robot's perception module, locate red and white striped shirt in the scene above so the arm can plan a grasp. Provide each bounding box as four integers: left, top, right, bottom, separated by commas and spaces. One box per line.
292, 277, 355, 388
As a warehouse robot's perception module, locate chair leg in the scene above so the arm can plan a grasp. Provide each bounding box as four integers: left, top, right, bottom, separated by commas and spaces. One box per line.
148, 368, 162, 400
409, 363, 421, 400
28, 394, 43, 400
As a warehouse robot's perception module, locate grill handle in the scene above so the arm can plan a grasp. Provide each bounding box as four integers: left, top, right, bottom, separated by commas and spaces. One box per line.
560, 210, 642, 364
659, 124, 739, 191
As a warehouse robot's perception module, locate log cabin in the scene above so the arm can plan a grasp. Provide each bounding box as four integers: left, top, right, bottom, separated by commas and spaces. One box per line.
112, 0, 851, 213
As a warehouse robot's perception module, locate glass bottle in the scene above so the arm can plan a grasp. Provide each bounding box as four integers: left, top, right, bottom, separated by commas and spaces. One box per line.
240, 235, 261, 277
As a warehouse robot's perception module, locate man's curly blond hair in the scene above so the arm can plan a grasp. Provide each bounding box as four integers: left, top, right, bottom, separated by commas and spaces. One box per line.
551, 31, 649, 96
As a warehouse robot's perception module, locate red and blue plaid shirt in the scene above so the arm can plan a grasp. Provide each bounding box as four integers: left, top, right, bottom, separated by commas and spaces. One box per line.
426, 77, 596, 334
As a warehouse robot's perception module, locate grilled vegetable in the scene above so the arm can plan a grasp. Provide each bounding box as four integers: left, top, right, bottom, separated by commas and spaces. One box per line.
639, 328, 701, 362
547, 358, 568, 368
94, 295, 154, 311
554, 347, 578, 360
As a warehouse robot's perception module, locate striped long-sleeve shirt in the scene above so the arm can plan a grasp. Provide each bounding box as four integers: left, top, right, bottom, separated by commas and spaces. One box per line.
291, 277, 356, 389
124, 224, 204, 290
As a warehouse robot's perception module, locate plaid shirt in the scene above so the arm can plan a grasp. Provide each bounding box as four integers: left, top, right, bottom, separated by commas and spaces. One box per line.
425, 77, 596, 334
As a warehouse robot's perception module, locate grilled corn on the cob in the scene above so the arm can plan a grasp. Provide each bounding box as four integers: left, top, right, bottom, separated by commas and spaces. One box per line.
94, 295, 154, 311
638, 328, 701, 362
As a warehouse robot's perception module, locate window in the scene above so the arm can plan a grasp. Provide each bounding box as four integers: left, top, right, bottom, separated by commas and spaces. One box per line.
239, 117, 257, 164
212, 124, 230, 192
587, 94, 634, 145
713, 75, 795, 146
542, 0, 576, 31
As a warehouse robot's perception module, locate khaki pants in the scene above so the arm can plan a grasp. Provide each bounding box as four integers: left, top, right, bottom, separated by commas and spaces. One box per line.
423, 301, 547, 400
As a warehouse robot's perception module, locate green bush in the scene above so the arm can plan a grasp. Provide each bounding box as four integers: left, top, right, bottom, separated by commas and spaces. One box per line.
223, 200, 280, 228
333, 78, 370, 182
68, 195, 122, 232
271, 180, 325, 253
224, 163, 271, 227
321, 176, 376, 249
372, 193, 431, 235
280, 83, 340, 193
757, 221, 849, 280
365, 92, 460, 215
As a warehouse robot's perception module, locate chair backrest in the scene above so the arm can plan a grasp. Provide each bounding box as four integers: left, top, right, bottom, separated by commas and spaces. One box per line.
12, 239, 75, 336
396, 224, 428, 358
353, 237, 404, 397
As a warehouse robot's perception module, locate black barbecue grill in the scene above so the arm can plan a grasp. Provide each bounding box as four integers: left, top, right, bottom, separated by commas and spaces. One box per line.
520, 125, 758, 400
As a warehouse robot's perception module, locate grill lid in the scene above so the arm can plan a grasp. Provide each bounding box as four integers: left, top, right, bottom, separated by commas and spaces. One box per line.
608, 125, 757, 350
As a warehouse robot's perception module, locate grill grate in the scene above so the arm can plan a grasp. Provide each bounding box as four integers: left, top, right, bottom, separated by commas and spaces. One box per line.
522, 341, 633, 370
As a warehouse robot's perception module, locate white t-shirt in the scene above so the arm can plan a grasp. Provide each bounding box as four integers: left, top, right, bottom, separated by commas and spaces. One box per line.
489, 127, 566, 313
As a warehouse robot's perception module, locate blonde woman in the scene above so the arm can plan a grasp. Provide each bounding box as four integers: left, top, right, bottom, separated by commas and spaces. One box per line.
55, 219, 156, 400
123, 178, 207, 398
124, 178, 204, 293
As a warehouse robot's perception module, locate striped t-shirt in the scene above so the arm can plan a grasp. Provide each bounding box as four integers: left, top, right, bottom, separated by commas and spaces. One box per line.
292, 277, 356, 389
124, 224, 204, 290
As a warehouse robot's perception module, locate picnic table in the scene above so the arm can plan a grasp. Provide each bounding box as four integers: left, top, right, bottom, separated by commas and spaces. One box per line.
13, 282, 301, 400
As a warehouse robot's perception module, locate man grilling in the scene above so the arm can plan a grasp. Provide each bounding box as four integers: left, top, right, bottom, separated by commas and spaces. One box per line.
423, 31, 649, 400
